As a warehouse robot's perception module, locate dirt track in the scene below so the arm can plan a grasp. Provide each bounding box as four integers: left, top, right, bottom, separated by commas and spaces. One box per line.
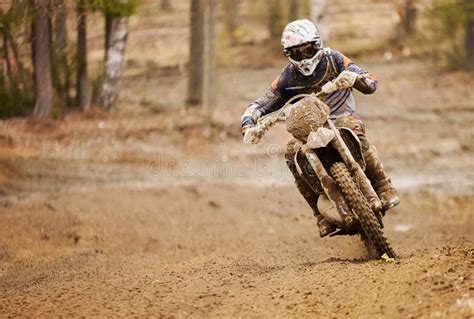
0, 184, 473, 317
0, 59, 473, 317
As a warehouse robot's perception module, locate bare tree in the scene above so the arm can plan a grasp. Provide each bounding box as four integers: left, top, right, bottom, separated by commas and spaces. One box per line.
187, 0, 204, 107
97, 15, 129, 111
160, 0, 171, 12
0, 2, 34, 116
93, 0, 138, 111
104, 15, 112, 58
1, 12, 13, 89
268, 0, 283, 39
396, 0, 418, 38
404, 0, 417, 36
204, 0, 217, 109
223, 0, 239, 46
53, 0, 71, 110
465, 0, 474, 70
310, 0, 329, 42
0, 29, 5, 89
288, 0, 299, 21
1, 0, 33, 93
76, 0, 89, 110
33, 0, 53, 117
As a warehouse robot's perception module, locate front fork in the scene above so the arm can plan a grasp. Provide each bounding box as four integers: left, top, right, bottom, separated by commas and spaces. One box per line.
297, 119, 384, 230
326, 120, 383, 214
299, 145, 357, 232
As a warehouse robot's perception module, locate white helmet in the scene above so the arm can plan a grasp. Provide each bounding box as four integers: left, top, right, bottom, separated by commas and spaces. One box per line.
281, 19, 324, 76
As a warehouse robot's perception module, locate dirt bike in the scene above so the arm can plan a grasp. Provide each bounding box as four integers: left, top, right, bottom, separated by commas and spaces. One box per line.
246, 91, 397, 259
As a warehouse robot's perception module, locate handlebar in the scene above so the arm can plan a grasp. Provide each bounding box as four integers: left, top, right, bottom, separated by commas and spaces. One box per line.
254, 91, 325, 134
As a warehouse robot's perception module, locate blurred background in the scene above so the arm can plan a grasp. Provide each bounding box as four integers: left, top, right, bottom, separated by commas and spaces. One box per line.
0, 0, 473, 317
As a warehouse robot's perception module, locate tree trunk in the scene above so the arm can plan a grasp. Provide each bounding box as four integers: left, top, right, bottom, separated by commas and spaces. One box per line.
404, 0, 417, 36
76, 0, 89, 110
5, 23, 29, 94
465, 0, 474, 70
204, 0, 217, 109
104, 14, 112, 59
2, 30, 12, 89
31, 17, 36, 88
0, 20, 5, 88
396, 0, 417, 38
160, 0, 171, 11
288, 0, 299, 21
0, 7, 4, 86
33, 0, 53, 117
187, 0, 204, 107
268, 0, 283, 39
223, 0, 239, 46
53, 0, 70, 109
97, 15, 129, 111
310, 0, 329, 43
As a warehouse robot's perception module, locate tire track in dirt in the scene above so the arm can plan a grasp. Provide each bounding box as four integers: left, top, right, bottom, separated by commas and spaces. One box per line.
0, 182, 472, 317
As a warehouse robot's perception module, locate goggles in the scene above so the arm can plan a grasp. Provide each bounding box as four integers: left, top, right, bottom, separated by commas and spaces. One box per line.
284, 42, 321, 61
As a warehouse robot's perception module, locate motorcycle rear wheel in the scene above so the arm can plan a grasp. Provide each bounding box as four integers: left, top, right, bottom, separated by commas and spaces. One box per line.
330, 162, 397, 259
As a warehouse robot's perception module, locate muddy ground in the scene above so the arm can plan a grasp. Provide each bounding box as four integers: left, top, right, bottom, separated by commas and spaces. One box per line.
0, 58, 473, 318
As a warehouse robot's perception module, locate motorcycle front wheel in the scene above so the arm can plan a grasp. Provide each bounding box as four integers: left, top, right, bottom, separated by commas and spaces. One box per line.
329, 162, 397, 259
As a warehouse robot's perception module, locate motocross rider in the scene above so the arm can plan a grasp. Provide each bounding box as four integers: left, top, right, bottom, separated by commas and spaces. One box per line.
241, 19, 400, 237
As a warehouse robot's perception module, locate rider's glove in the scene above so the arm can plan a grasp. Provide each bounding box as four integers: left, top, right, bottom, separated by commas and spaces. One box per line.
333, 70, 358, 90
243, 125, 263, 144
321, 70, 358, 94
321, 81, 338, 94
241, 103, 261, 133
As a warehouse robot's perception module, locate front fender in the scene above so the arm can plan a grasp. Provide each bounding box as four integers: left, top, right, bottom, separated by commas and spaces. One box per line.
306, 127, 335, 149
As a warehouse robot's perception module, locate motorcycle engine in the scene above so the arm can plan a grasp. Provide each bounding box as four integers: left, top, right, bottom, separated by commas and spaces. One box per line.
286, 95, 330, 141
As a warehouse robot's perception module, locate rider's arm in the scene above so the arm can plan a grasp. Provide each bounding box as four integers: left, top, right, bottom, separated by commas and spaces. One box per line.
241, 87, 285, 131
332, 50, 378, 94
241, 67, 292, 133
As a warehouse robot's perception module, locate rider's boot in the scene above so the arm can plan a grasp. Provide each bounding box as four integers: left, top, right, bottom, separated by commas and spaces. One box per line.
363, 145, 400, 211
286, 160, 336, 237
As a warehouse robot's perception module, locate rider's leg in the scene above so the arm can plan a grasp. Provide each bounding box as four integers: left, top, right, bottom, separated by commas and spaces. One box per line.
285, 139, 335, 237
334, 115, 400, 211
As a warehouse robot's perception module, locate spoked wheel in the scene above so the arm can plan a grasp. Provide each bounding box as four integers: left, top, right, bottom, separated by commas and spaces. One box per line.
361, 233, 379, 259
330, 162, 396, 259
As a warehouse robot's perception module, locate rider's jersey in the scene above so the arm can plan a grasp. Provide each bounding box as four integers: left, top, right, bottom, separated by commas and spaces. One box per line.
241, 48, 378, 129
